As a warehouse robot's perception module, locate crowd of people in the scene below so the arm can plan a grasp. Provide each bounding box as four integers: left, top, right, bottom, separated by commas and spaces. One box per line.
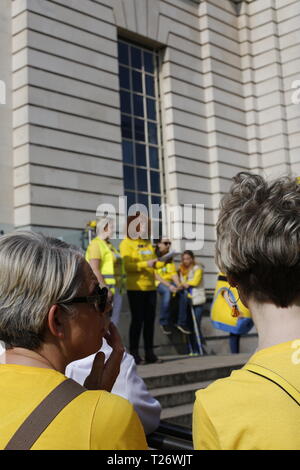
0, 171, 299, 450
85, 214, 207, 365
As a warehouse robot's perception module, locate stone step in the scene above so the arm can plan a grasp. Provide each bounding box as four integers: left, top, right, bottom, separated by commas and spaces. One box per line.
138, 353, 250, 390
161, 403, 193, 428
151, 380, 212, 408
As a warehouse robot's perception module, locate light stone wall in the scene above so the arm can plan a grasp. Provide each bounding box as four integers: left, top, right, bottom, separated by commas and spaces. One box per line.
0, 1, 14, 234
2, 0, 299, 294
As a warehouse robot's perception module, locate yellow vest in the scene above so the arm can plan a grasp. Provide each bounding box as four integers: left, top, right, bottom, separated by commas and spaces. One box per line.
211, 272, 252, 334
86, 237, 126, 294
119, 238, 164, 291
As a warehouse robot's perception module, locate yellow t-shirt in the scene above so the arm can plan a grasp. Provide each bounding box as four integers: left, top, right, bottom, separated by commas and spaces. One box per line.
193, 340, 300, 450
119, 238, 164, 291
0, 364, 148, 450
155, 262, 177, 286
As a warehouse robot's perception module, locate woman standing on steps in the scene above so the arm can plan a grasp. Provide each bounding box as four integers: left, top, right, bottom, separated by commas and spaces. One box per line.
120, 213, 164, 365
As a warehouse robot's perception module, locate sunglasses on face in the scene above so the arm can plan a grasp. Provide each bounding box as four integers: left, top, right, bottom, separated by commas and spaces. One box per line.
60, 286, 109, 314
162, 241, 171, 246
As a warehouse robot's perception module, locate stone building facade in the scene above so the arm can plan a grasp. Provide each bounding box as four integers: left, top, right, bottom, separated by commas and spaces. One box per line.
0, 0, 299, 298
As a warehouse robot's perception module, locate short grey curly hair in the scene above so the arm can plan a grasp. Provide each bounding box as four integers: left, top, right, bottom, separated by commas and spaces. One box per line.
216, 172, 300, 308
0, 231, 85, 349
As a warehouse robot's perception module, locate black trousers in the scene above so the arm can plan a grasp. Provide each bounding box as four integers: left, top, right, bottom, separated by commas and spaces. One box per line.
127, 290, 157, 354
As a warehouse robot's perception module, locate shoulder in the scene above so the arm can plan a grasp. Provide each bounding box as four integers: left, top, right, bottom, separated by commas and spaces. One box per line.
194, 264, 202, 271
195, 367, 255, 414
90, 390, 148, 449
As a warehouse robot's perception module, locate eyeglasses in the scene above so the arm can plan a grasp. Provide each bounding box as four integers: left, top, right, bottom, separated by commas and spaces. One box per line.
162, 241, 171, 246
60, 286, 109, 314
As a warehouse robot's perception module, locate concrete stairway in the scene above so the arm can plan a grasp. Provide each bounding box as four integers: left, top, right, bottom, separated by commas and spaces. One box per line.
138, 353, 250, 427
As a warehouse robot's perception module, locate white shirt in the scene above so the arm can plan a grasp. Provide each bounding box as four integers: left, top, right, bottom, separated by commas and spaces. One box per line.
65, 340, 161, 435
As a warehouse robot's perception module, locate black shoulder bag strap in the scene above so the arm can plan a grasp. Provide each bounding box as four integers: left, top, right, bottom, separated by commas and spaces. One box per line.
4, 378, 86, 450
245, 363, 300, 407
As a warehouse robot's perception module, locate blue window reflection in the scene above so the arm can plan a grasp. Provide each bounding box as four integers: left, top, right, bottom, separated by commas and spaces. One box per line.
121, 114, 132, 139
149, 146, 159, 168
144, 51, 154, 74
146, 75, 155, 96
135, 118, 145, 142
124, 165, 135, 190
137, 168, 148, 192
118, 42, 129, 65
132, 71, 143, 93
147, 98, 156, 121
133, 94, 144, 117
125, 191, 136, 207
119, 40, 162, 214
151, 195, 161, 206
120, 91, 131, 114
148, 122, 158, 145
136, 143, 146, 166
122, 141, 134, 164
119, 66, 130, 89
137, 193, 149, 208
131, 47, 142, 69
151, 171, 160, 194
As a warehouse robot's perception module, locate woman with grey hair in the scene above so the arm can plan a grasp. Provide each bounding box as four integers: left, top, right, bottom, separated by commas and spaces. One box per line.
193, 173, 300, 450
0, 232, 147, 450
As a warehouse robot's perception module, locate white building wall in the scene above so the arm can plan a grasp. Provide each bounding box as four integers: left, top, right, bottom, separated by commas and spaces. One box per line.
0, 0, 14, 234
2, 0, 299, 292
12, 0, 123, 245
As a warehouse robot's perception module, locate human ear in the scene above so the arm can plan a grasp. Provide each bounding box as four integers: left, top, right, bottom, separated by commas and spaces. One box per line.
47, 304, 66, 339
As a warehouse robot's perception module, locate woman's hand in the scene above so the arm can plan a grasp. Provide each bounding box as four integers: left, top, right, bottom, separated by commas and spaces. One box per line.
84, 323, 125, 392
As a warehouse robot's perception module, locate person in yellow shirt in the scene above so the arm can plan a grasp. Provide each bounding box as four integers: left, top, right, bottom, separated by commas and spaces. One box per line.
0, 231, 147, 450
193, 172, 300, 450
154, 238, 181, 335
86, 217, 126, 326
119, 213, 164, 365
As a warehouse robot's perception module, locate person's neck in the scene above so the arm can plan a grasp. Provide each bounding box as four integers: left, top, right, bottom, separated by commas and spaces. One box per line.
4, 346, 67, 374
249, 299, 300, 352
99, 235, 109, 241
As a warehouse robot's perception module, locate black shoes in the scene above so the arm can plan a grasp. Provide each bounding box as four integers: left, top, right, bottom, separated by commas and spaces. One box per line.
130, 350, 163, 365
144, 351, 163, 364
160, 325, 172, 335
130, 352, 145, 365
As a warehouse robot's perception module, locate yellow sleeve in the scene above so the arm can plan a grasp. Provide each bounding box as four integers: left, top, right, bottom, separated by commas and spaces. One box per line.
187, 268, 203, 287
169, 262, 177, 277
193, 391, 221, 450
119, 240, 148, 272
88, 239, 101, 260
91, 392, 148, 450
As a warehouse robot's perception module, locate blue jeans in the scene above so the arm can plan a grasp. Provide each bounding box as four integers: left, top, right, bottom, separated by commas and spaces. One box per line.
157, 283, 172, 326
229, 333, 240, 354
177, 289, 190, 327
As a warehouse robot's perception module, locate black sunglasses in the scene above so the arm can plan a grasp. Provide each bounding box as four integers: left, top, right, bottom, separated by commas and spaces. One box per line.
162, 241, 171, 245
60, 286, 109, 314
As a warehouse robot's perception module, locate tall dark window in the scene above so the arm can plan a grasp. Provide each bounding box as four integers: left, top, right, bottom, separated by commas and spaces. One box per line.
118, 39, 163, 227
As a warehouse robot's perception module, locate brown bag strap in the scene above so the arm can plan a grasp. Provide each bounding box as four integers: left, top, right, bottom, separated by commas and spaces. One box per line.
4, 378, 86, 450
